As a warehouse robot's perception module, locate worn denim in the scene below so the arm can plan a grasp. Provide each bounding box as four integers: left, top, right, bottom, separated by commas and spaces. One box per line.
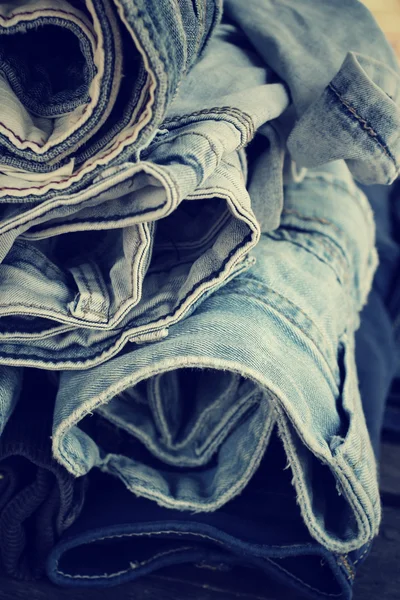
224, 0, 400, 185
0, 24, 289, 369
0, 0, 222, 199
0, 369, 87, 580
0, 365, 21, 437
50, 162, 379, 556
47, 429, 371, 599
0, 3, 398, 370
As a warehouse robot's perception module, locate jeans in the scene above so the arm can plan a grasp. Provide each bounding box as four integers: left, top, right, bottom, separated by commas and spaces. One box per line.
50, 161, 379, 556
0, 23, 289, 369
0, 369, 87, 579
382, 180, 400, 435
224, 0, 400, 185
0, 0, 222, 200
355, 184, 400, 449
47, 428, 368, 599
0, 4, 397, 370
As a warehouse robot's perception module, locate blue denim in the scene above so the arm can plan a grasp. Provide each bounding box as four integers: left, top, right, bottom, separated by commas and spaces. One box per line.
224, 0, 400, 185
355, 184, 400, 450
0, 24, 290, 369
0, 0, 222, 194
47, 430, 368, 599
50, 162, 379, 557
381, 180, 400, 435
0, 365, 21, 437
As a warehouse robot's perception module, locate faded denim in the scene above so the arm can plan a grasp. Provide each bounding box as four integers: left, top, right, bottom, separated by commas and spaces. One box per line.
0, 0, 222, 199
0, 24, 289, 369
47, 434, 363, 599
225, 0, 400, 185
52, 162, 379, 555
0, 365, 21, 437
355, 184, 400, 451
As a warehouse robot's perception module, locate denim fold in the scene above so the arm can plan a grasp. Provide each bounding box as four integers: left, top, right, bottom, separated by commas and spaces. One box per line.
49, 162, 380, 558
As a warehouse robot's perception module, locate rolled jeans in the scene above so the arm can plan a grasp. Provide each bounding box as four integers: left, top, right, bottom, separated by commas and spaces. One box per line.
51, 162, 379, 557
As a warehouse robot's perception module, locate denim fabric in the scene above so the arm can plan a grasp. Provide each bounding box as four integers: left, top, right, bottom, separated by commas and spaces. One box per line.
224, 0, 400, 185
382, 180, 400, 435
51, 162, 379, 555
0, 369, 87, 580
355, 184, 400, 456
0, 0, 222, 199
0, 365, 21, 437
0, 24, 289, 369
47, 431, 368, 599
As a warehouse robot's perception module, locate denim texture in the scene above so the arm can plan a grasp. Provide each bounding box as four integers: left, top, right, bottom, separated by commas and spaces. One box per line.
49, 162, 379, 556
0, 23, 289, 369
0, 2, 396, 372
0, 2, 397, 595
356, 184, 400, 451
47, 427, 370, 599
0, 365, 21, 437
224, 0, 400, 185
382, 180, 400, 435
0, 0, 222, 197
0, 369, 87, 580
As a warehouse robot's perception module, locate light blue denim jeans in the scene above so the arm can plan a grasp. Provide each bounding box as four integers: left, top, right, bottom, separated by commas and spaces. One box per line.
0, 24, 289, 368
0, 0, 222, 197
52, 161, 379, 554
225, 0, 400, 185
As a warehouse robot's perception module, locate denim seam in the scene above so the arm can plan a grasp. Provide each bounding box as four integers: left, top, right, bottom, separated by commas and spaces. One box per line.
11, 240, 68, 280
0, 164, 168, 232
328, 84, 398, 168
56, 546, 196, 579
77, 265, 94, 316
100, 388, 259, 465
352, 546, 369, 566
0, 219, 246, 331
55, 372, 272, 503
162, 114, 251, 150
102, 406, 272, 510
148, 131, 221, 186
163, 107, 254, 140
282, 210, 348, 236
154, 209, 230, 255
334, 458, 375, 537
267, 228, 351, 291
92, 260, 110, 318
0, 0, 116, 161
75, 263, 108, 319
234, 284, 340, 386
274, 406, 371, 553
336, 555, 355, 581
71, 224, 150, 325
0, 72, 151, 193
0, 16, 95, 119
1, 254, 253, 365
26, 198, 168, 234
283, 187, 373, 236
55, 528, 341, 597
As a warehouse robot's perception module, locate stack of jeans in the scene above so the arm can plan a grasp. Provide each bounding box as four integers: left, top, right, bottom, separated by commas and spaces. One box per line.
0, 0, 399, 598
